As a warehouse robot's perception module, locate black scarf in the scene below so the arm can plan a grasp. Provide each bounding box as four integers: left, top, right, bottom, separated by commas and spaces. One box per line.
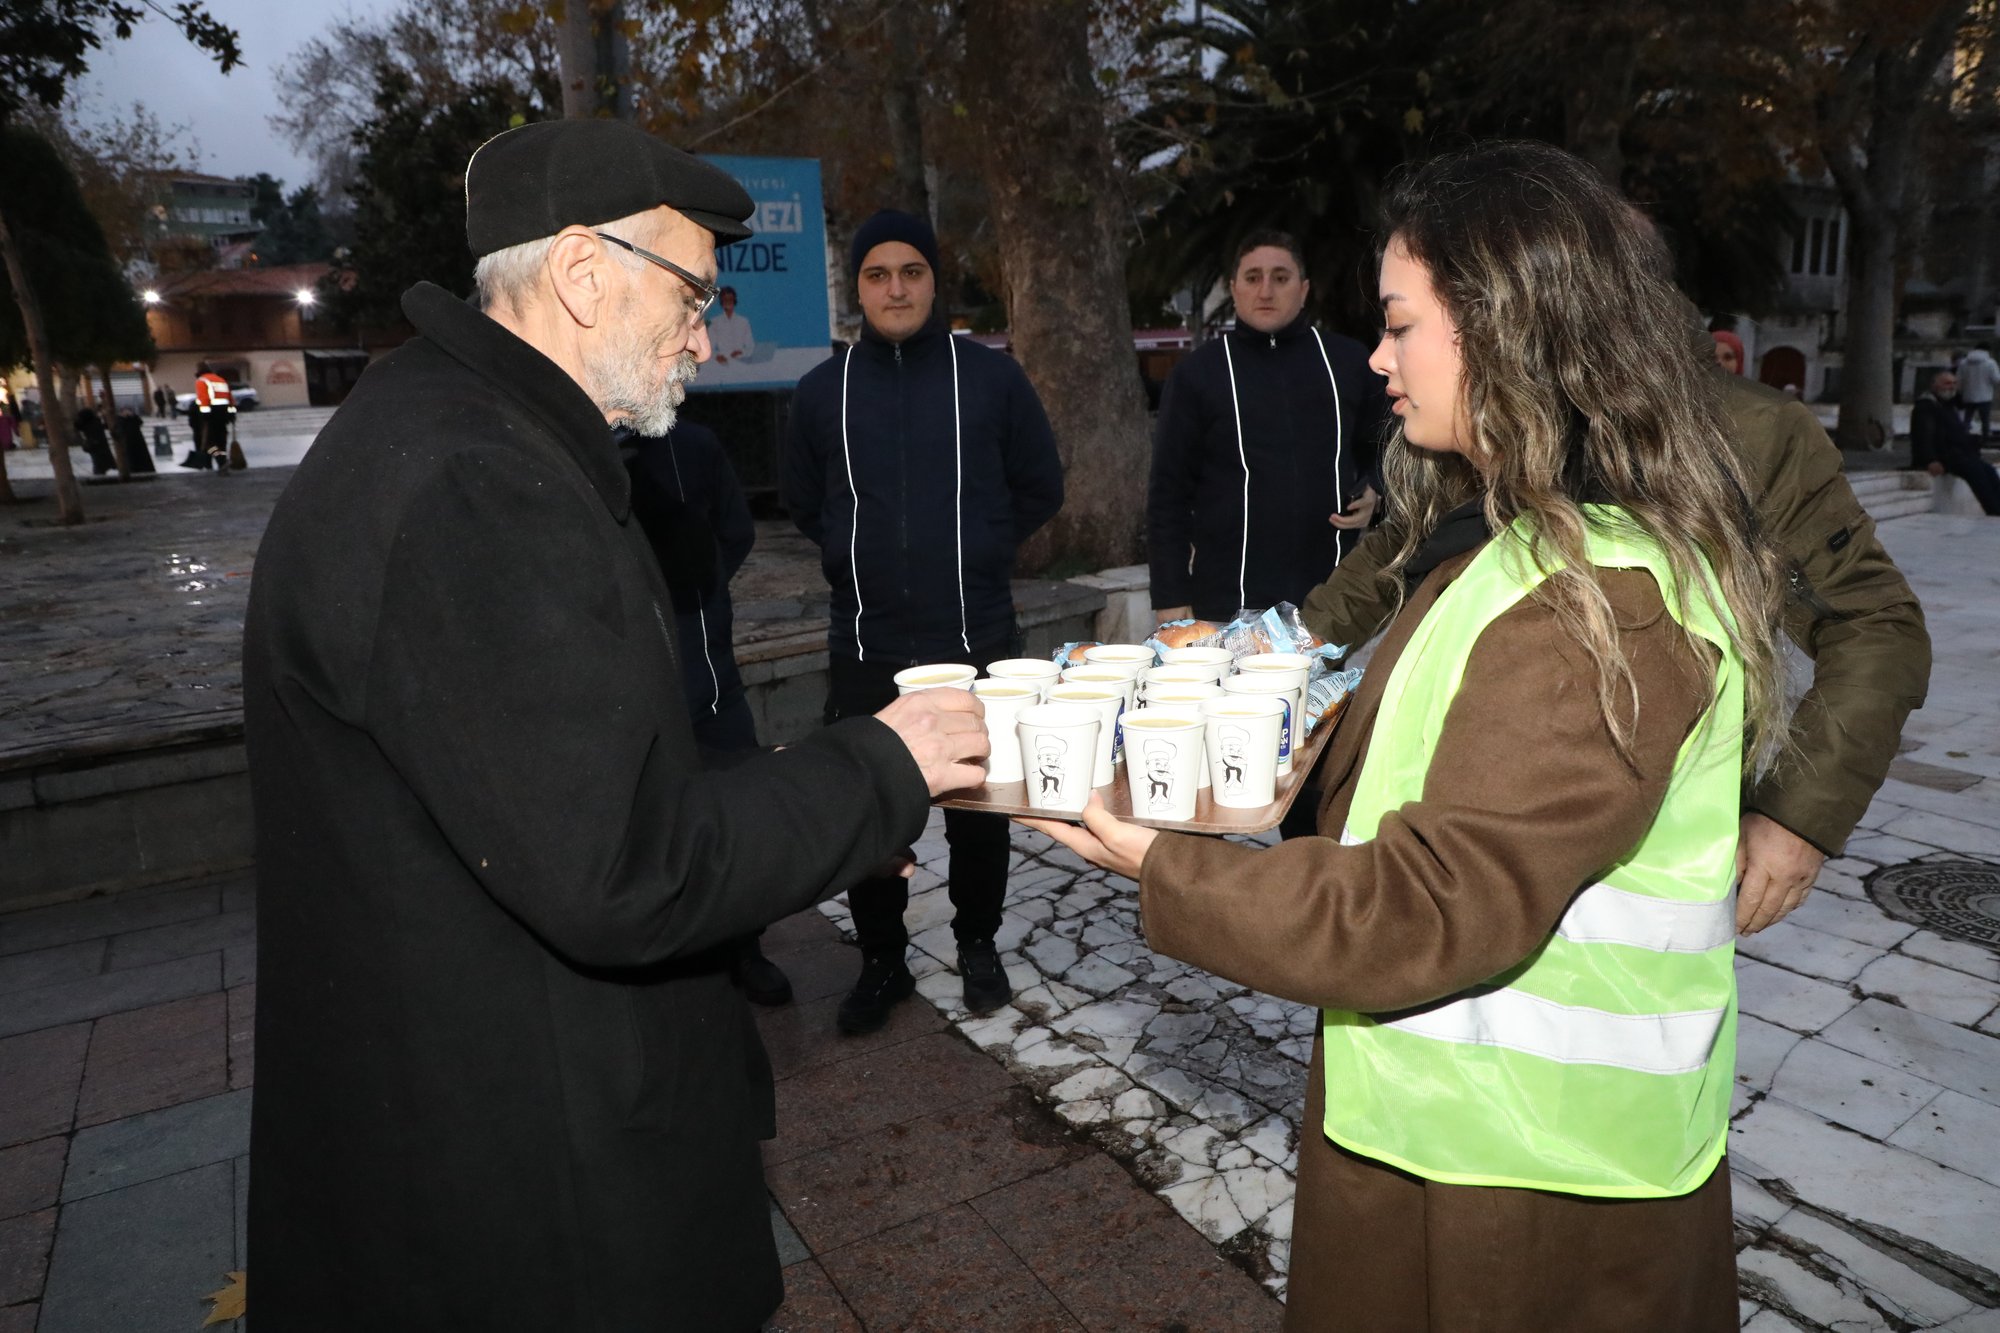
1402, 498, 1491, 595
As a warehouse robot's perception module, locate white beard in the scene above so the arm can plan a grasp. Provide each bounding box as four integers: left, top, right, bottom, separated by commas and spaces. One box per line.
590, 323, 697, 438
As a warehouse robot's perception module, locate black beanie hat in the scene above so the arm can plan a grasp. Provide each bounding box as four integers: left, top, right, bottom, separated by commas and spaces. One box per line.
848, 210, 940, 276
465, 120, 754, 259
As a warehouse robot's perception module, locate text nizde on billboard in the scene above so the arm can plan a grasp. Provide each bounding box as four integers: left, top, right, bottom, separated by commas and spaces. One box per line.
688, 156, 832, 392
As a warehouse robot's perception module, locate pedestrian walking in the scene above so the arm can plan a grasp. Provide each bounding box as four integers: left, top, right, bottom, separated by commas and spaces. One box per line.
622, 417, 794, 1004
1033, 140, 1792, 1333
1147, 229, 1389, 626
178, 363, 235, 470
73, 404, 115, 474
783, 208, 1064, 1033
1956, 342, 1997, 438
241, 118, 986, 1331
152, 385, 167, 418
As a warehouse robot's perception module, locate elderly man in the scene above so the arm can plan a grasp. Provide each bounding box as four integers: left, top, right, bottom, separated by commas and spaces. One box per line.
783, 209, 1064, 1034
1303, 369, 1932, 934
1913, 369, 2000, 515
242, 121, 987, 1330
1148, 230, 1389, 625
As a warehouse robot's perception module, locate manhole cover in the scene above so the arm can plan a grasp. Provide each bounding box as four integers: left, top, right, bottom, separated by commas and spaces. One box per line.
1868, 861, 2000, 948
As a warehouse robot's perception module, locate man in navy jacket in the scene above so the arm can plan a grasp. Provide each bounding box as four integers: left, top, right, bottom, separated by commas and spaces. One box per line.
1148, 230, 1390, 624
784, 210, 1064, 1033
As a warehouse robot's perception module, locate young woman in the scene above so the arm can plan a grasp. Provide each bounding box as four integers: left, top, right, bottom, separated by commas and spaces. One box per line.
1025, 141, 1787, 1331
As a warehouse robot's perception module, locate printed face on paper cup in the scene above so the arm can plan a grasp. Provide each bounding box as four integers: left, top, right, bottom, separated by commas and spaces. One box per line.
1121, 709, 1205, 819
1158, 646, 1234, 682
1200, 696, 1285, 807
1222, 669, 1305, 773
985, 658, 1062, 700
1016, 703, 1099, 813
1046, 683, 1123, 787
1082, 643, 1157, 671
893, 663, 977, 694
972, 679, 1038, 784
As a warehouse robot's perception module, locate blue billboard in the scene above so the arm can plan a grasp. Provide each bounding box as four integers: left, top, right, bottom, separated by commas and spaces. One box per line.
690, 155, 832, 391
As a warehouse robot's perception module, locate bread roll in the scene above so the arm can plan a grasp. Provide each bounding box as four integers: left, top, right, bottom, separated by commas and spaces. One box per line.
1153, 620, 1222, 649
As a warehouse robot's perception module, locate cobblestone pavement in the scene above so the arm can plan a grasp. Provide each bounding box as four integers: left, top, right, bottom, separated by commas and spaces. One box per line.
819, 512, 2000, 1331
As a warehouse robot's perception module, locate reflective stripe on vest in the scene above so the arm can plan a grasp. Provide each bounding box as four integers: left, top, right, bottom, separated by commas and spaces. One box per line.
1323, 508, 1742, 1198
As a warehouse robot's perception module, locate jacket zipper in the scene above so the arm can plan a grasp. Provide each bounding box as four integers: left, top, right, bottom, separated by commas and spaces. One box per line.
895, 342, 913, 660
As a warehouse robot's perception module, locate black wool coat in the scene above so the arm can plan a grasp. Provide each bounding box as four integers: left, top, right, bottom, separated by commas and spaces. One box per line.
242, 283, 931, 1331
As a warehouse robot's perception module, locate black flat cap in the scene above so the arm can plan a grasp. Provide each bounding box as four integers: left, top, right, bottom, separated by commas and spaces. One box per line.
465, 120, 754, 258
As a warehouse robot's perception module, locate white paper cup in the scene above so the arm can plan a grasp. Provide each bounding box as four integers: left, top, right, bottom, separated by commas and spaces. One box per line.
1017, 703, 1100, 813
1083, 643, 1158, 671
1224, 667, 1307, 773
1059, 667, 1139, 763
985, 658, 1062, 700
1158, 645, 1234, 682
1046, 683, 1124, 787
894, 663, 977, 694
1122, 709, 1206, 820
1136, 685, 1220, 787
972, 679, 1038, 784
1201, 696, 1285, 807
1140, 663, 1224, 701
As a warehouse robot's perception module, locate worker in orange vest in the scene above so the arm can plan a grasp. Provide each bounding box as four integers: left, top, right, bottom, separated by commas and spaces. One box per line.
180, 363, 240, 470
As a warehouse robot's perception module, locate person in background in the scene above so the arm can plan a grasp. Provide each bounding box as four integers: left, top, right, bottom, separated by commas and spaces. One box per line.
622, 417, 794, 1004
1955, 341, 1997, 438
74, 402, 115, 475
1147, 229, 1389, 626
1033, 140, 1792, 1332
180, 363, 236, 470
708, 286, 755, 362
784, 208, 1064, 1034
1912, 369, 2000, 515
153, 385, 168, 418
115, 407, 156, 475
1711, 330, 1744, 375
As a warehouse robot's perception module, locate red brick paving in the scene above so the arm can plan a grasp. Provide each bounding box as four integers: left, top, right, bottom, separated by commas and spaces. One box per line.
0, 1025, 89, 1149
770, 1260, 863, 1332
73, 992, 228, 1128
819, 1203, 1086, 1331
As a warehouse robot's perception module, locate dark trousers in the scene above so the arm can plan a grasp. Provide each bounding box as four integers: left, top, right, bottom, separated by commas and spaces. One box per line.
824, 640, 1015, 956
1942, 450, 2000, 515
1961, 399, 1992, 438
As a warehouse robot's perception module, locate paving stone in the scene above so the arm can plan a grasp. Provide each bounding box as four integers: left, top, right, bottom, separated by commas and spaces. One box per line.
1729, 1169, 1790, 1230
1766, 1039, 1944, 1139
765, 1032, 1016, 1166
1887, 1089, 2000, 1189
767, 1260, 860, 1333
1736, 1246, 1894, 1331
232, 1155, 246, 1271
1735, 956, 1861, 1033
1880, 809, 2000, 861
1842, 833, 1947, 866
102, 909, 253, 973
1736, 1014, 1803, 1093
0, 1139, 66, 1221
0, 952, 220, 1041
818, 1204, 1082, 1332
0, 1303, 37, 1333
769, 1196, 810, 1267
225, 984, 255, 1091
1939, 1308, 2000, 1331
0, 1024, 89, 1148
0, 1208, 54, 1307
1729, 1099, 2000, 1278
38, 1161, 234, 1333
0, 940, 105, 997
1900, 930, 2000, 984
1782, 888, 1918, 949
1771, 1211, 1976, 1327
1821, 998, 2000, 1108
74, 992, 228, 1128
1856, 952, 2000, 1026
61, 1089, 251, 1203
1737, 919, 1885, 984
0, 884, 218, 959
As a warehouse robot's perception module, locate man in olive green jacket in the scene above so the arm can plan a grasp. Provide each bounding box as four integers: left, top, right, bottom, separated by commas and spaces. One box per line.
1300, 374, 1931, 933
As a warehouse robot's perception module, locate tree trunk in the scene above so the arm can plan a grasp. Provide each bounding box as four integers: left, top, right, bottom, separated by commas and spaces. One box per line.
98, 363, 130, 480
962, 0, 1152, 574
559, 1, 631, 120
0, 202, 84, 522
882, 24, 931, 220
1836, 216, 1898, 449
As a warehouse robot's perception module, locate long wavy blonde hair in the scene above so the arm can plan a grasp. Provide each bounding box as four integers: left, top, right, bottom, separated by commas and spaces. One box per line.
1377, 141, 1787, 772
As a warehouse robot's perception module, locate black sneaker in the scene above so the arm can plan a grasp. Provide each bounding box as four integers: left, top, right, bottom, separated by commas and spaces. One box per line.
957, 937, 1011, 1015
732, 941, 793, 1007
836, 953, 914, 1035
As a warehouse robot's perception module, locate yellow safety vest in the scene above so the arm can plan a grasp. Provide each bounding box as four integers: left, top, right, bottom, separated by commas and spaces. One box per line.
1323, 507, 1742, 1197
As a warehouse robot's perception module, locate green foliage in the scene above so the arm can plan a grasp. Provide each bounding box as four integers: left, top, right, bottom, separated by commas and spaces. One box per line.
332, 67, 537, 325
243, 172, 336, 266
0, 0, 241, 123
0, 123, 152, 366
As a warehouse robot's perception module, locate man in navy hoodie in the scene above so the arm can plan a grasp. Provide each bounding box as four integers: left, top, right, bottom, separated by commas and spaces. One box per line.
1147, 230, 1389, 625
784, 210, 1064, 1033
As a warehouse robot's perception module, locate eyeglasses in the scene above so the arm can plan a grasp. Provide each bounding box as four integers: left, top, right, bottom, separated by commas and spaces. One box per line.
594, 231, 719, 320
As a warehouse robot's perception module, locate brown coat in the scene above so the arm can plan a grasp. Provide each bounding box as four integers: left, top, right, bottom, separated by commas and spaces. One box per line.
1142, 546, 1737, 1332
1301, 374, 1931, 855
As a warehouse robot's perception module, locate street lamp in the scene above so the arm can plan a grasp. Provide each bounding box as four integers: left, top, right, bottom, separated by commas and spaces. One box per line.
295, 289, 317, 307
142, 289, 161, 305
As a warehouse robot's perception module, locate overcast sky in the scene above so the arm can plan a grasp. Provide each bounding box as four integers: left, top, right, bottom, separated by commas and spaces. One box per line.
73, 0, 394, 188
